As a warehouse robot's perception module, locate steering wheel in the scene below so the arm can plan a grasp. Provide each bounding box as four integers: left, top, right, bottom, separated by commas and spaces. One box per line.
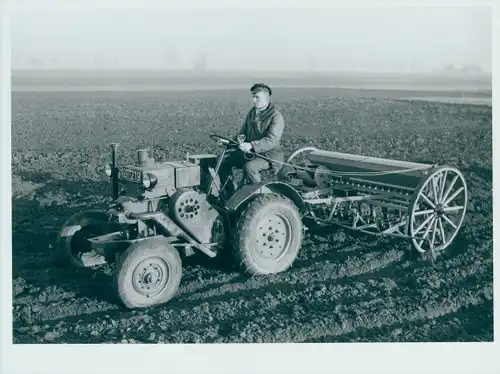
210, 133, 256, 160
210, 134, 240, 148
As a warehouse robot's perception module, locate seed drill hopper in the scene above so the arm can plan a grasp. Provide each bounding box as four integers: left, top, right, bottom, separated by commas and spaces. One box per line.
277, 146, 468, 255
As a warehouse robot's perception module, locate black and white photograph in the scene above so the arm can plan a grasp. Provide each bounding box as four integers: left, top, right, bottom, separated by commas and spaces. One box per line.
1, 0, 498, 373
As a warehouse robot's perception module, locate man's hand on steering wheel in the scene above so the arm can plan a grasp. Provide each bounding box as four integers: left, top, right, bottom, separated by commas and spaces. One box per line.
210, 133, 257, 162
238, 142, 253, 153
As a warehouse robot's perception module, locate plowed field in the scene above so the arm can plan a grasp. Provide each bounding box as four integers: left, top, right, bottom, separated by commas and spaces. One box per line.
11, 86, 493, 343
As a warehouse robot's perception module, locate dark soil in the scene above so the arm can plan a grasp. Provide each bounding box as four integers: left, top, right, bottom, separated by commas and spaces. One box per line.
11, 86, 493, 343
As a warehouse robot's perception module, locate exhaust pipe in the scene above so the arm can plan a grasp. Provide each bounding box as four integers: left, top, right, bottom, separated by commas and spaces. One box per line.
110, 143, 119, 200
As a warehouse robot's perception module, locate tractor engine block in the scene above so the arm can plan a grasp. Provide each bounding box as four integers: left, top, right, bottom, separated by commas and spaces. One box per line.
168, 189, 225, 248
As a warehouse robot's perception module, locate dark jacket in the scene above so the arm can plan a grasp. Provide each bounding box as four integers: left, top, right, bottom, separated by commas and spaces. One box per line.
237, 103, 285, 170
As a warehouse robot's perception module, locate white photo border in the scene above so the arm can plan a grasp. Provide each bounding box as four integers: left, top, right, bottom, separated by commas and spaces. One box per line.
1, 0, 498, 373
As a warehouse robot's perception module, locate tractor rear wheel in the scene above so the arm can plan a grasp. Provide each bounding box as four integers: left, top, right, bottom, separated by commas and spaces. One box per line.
232, 194, 303, 275
114, 237, 182, 309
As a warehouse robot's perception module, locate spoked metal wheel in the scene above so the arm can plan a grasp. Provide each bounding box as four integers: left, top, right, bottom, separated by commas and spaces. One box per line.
277, 146, 318, 182
408, 166, 468, 254
286, 146, 318, 165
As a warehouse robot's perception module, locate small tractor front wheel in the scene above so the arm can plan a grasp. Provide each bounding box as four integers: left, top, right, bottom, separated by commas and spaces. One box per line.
232, 194, 303, 275
114, 237, 182, 309
55, 210, 109, 269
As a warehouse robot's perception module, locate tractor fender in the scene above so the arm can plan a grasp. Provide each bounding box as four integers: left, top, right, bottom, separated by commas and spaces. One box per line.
225, 181, 307, 213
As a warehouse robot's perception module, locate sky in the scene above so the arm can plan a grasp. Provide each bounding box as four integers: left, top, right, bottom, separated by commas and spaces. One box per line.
9, 6, 492, 72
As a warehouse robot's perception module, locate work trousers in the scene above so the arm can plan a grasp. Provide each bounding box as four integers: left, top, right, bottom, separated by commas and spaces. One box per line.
218, 150, 271, 196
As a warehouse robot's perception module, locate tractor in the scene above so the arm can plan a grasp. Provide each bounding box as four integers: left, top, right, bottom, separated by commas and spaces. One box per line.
55, 134, 305, 308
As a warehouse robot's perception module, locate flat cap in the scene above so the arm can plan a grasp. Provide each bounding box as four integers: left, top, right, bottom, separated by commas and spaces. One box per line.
250, 83, 272, 95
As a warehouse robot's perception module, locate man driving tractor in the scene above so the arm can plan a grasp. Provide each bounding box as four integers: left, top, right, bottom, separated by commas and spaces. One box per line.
218, 83, 285, 197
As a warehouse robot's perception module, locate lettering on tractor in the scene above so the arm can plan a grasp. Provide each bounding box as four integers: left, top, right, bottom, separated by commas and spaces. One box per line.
55, 134, 468, 309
